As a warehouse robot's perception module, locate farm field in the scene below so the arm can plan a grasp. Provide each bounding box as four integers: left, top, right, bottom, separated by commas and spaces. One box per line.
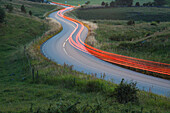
70, 7, 170, 63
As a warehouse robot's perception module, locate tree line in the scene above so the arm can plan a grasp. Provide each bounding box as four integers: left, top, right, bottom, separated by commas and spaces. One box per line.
101, 0, 167, 7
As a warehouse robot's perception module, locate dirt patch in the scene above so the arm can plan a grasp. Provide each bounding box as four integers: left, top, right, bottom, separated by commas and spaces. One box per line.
83, 21, 99, 47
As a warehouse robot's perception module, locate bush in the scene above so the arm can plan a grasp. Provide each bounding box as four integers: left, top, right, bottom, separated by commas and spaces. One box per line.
150, 21, 157, 26
135, 2, 140, 7
114, 79, 139, 104
101, 1, 105, 6
0, 7, 5, 23
127, 20, 135, 25
21, 5, 26, 13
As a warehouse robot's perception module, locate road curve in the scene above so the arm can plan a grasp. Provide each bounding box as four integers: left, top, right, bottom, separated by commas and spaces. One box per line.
41, 4, 170, 96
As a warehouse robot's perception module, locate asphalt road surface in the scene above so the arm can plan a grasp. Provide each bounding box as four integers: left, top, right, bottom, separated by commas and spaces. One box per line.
41, 7, 170, 96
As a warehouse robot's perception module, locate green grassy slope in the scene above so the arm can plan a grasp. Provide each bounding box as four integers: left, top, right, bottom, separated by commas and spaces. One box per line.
0, 0, 170, 112
0, 0, 57, 18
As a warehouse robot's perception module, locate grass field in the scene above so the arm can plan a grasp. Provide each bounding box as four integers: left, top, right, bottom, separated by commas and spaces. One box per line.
0, 0, 170, 112
53, 0, 154, 6
70, 7, 170, 64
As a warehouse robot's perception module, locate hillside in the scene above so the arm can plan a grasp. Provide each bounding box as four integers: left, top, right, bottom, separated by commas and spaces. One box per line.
0, 0, 170, 112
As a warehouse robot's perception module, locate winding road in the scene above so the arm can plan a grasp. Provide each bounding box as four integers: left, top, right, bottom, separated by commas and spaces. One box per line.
41, 3, 170, 96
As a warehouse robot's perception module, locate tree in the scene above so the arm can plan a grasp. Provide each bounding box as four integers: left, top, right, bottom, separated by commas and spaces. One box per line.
85, 1, 90, 5
110, 1, 115, 7
105, 2, 108, 7
101, 1, 105, 6
135, 2, 140, 7
29, 10, 32, 16
21, 5, 26, 13
154, 0, 166, 6
115, 0, 133, 7
0, 7, 5, 23
114, 79, 139, 104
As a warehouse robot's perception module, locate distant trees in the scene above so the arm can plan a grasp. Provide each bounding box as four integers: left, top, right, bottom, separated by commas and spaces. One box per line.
0, 7, 5, 23
21, 5, 26, 13
101, 1, 105, 6
105, 2, 109, 7
101, 0, 133, 7
154, 0, 166, 6
101, 0, 166, 7
115, 0, 133, 7
110, 1, 115, 7
85, 1, 90, 5
135, 2, 140, 7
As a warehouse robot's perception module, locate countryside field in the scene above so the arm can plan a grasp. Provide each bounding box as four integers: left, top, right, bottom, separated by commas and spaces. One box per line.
0, 0, 170, 112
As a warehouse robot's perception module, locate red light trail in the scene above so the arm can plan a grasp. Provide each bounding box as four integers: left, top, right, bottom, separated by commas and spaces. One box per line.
52, 2, 170, 76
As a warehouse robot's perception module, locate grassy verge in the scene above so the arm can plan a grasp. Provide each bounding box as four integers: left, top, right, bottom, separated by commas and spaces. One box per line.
0, 1, 170, 112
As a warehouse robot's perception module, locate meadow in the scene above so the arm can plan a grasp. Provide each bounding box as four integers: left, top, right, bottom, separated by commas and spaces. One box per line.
0, 0, 170, 112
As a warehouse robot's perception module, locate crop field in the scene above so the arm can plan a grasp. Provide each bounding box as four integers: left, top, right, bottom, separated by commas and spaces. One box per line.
70, 7, 170, 63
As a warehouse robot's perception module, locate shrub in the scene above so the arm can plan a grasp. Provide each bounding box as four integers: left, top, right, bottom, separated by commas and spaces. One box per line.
0, 7, 5, 23
21, 5, 26, 13
101, 1, 105, 6
29, 10, 32, 16
105, 2, 109, 7
127, 20, 135, 25
110, 1, 115, 7
150, 21, 157, 26
114, 78, 139, 104
135, 2, 140, 7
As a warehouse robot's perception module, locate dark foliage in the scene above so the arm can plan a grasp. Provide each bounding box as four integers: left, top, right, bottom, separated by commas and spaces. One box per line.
29, 10, 32, 16
105, 2, 109, 7
110, 1, 115, 7
135, 2, 140, 7
114, 79, 139, 104
21, 5, 26, 13
0, 7, 5, 23
127, 20, 135, 25
154, 0, 166, 6
115, 0, 133, 6
101, 1, 105, 6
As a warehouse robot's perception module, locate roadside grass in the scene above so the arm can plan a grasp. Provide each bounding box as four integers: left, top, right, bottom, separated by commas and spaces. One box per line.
94, 20, 170, 63
0, 1, 170, 112
69, 7, 170, 64
53, 0, 154, 6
